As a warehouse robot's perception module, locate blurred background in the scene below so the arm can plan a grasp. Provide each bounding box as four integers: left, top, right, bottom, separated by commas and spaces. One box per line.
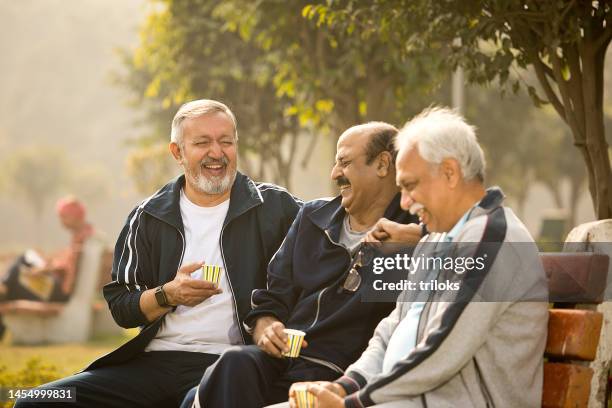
0, 0, 608, 255
0, 0, 611, 395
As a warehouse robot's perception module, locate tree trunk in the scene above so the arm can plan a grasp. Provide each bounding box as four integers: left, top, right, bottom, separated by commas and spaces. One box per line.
580, 45, 612, 219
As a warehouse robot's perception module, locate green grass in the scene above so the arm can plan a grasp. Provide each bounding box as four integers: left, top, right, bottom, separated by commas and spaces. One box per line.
0, 332, 135, 407
0, 331, 135, 377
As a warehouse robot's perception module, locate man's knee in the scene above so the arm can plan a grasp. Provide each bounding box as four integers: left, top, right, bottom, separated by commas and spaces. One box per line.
218, 345, 265, 367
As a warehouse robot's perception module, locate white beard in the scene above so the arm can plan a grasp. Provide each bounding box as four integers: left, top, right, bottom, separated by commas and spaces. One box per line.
188, 167, 236, 195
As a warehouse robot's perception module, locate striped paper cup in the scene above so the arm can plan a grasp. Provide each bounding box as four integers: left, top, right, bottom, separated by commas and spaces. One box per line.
282, 329, 306, 358
201, 264, 222, 287
293, 384, 315, 408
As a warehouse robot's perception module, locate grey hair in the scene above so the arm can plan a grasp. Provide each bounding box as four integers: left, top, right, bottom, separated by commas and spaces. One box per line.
170, 99, 238, 145
395, 106, 486, 182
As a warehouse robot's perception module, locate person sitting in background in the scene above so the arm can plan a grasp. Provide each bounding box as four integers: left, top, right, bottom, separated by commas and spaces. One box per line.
0, 196, 94, 335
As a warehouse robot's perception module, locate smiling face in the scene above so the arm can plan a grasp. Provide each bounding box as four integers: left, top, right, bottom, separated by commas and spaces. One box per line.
396, 146, 454, 232
171, 111, 237, 197
330, 129, 383, 216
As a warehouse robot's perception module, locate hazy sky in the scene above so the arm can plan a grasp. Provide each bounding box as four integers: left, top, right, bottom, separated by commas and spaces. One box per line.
0, 0, 148, 249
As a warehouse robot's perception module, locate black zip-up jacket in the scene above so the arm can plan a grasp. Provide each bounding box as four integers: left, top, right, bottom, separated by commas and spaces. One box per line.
86, 173, 301, 370
245, 194, 418, 372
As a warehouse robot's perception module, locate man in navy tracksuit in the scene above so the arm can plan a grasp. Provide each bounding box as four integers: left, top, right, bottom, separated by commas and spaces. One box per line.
182, 121, 421, 408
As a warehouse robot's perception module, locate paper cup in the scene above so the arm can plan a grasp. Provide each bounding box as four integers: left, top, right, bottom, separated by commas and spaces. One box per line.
201, 265, 222, 287
293, 384, 315, 408
282, 329, 305, 358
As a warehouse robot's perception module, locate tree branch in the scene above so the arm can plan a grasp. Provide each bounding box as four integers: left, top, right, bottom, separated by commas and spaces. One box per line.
594, 21, 612, 51
548, 44, 586, 144
531, 53, 566, 121
565, 42, 586, 137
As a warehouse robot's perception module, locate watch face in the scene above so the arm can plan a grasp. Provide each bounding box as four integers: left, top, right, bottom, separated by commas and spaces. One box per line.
155, 287, 167, 307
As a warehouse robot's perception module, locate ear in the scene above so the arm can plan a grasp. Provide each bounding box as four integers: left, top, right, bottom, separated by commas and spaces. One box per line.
440, 158, 461, 188
169, 142, 183, 164
376, 151, 393, 177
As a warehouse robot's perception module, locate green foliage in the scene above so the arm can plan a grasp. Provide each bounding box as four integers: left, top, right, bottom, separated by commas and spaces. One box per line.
120, 0, 303, 190
465, 86, 585, 222
120, 0, 449, 191
0, 357, 62, 408
126, 142, 177, 194
314, 0, 612, 217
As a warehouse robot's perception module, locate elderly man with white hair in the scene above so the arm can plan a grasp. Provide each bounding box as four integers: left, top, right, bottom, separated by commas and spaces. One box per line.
16, 99, 302, 408
285, 107, 548, 407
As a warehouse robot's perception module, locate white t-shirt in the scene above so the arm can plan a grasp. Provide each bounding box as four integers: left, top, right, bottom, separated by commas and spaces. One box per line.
145, 189, 242, 354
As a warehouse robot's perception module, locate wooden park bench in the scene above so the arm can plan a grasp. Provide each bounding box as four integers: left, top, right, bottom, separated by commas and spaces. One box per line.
541, 252, 610, 408
0, 235, 119, 344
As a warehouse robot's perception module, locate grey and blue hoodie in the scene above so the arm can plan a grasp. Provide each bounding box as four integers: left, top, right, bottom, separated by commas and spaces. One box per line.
336, 188, 549, 408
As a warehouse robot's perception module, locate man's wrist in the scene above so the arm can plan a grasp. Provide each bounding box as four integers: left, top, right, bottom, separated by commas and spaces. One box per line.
253, 315, 279, 342
332, 383, 347, 398
154, 284, 173, 308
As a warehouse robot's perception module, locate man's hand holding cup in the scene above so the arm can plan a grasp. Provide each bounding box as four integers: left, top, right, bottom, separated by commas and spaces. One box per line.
254, 316, 308, 358
289, 381, 346, 408
163, 261, 222, 307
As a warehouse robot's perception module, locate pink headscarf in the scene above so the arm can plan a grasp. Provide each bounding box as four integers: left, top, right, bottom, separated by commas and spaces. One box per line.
55, 196, 86, 221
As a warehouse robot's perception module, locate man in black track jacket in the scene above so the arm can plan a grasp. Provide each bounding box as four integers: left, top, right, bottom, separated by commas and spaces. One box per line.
183, 121, 421, 408
16, 99, 301, 408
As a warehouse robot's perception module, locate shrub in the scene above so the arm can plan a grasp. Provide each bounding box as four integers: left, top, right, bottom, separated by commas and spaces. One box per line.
0, 357, 62, 407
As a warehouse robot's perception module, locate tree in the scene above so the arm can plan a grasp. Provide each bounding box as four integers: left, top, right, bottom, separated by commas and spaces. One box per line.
218, 0, 447, 138
313, 1, 612, 219
118, 0, 303, 191
120, 0, 448, 193
525, 107, 586, 227
1, 146, 71, 227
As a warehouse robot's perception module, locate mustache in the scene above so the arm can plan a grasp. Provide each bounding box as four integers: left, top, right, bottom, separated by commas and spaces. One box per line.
200, 156, 229, 166
336, 176, 350, 188
409, 203, 424, 215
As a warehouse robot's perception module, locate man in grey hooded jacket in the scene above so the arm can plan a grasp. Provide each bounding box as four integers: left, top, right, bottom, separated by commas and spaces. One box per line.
286, 107, 548, 408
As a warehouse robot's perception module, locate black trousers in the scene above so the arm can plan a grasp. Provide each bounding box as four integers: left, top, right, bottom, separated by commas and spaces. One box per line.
14, 351, 219, 408
183, 345, 340, 408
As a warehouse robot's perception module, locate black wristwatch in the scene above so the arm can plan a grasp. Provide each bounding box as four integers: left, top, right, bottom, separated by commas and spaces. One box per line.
154, 284, 172, 308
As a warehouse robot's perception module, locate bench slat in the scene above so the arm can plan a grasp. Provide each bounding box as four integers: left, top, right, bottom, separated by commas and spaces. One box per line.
545, 309, 603, 361
540, 253, 609, 303
0, 300, 63, 316
542, 362, 593, 408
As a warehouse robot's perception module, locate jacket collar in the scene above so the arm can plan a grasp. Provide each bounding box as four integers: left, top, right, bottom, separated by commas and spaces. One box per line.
308, 193, 407, 241
469, 186, 505, 220
142, 172, 263, 232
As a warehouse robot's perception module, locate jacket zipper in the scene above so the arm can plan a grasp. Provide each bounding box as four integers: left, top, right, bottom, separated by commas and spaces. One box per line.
308, 287, 328, 329
309, 229, 351, 328
220, 210, 255, 345
145, 212, 187, 284
300, 228, 353, 372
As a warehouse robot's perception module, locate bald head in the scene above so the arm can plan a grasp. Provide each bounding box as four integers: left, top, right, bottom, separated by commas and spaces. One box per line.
339, 122, 399, 166
332, 121, 399, 221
